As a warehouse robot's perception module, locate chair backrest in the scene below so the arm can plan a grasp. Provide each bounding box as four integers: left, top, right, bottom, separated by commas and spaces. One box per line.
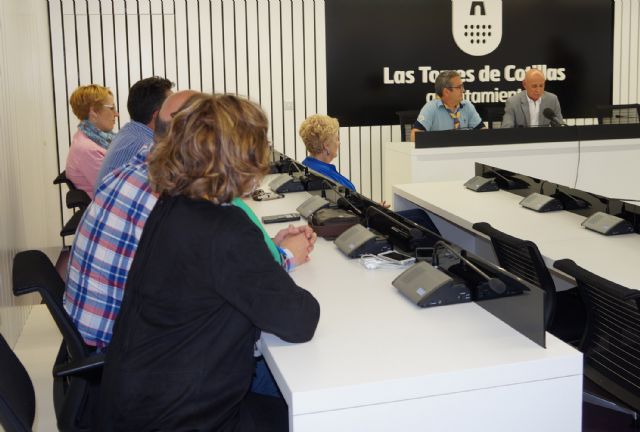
554, 259, 640, 411
480, 104, 505, 129
12, 250, 89, 360
396, 110, 420, 141
0, 334, 35, 432
472, 222, 557, 326
596, 104, 640, 125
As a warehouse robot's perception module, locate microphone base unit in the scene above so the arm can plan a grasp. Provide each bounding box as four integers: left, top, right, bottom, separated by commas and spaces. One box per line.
393, 262, 471, 308
464, 176, 499, 192
519, 193, 563, 212
297, 195, 331, 219
581, 212, 635, 236
334, 224, 391, 258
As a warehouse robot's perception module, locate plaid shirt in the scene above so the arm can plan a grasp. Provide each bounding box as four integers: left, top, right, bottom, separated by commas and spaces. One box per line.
64, 146, 157, 348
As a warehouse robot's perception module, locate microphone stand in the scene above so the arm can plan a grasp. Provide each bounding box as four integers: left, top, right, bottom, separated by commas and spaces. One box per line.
432, 241, 506, 294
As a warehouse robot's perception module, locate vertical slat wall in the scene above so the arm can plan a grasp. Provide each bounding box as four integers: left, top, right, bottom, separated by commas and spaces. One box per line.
48, 0, 395, 204
612, 0, 640, 105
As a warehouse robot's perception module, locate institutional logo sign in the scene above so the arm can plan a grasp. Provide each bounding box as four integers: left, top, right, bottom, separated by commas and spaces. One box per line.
452, 0, 503, 56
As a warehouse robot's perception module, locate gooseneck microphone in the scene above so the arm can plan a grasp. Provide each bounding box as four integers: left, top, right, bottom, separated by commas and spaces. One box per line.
542, 108, 563, 127
432, 241, 506, 294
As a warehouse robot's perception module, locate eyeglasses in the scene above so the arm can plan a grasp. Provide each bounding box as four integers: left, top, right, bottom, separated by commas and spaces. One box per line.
447, 85, 465, 91
102, 104, 117, 112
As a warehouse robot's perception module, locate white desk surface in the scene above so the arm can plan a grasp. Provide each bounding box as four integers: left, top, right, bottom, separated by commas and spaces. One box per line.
246, 185, 582, 431
393, 181, 640, 290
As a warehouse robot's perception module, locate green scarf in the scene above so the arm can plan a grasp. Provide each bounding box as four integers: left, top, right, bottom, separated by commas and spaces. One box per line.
231, 198, 282, 265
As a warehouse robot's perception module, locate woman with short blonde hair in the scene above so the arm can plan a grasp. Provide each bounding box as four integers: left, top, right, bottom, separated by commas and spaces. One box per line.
97, 93, 320, 432
65, 84, 119, 197
299, 114, 355, 190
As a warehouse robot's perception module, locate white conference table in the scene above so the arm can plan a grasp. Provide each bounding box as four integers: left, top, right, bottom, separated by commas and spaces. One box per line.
246, 184, 582, 432
392, 181, 640, 291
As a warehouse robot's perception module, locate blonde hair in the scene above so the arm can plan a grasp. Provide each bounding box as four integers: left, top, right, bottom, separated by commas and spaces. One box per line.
69, 84, 113, 120
298, 114, 339, 155
148, 93, 271, 203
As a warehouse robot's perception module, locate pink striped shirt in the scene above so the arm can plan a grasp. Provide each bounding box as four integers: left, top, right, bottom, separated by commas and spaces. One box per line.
65, 129, 106, 198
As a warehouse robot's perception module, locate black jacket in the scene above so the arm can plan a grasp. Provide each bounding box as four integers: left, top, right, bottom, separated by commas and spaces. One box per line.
96, 195, 320, 431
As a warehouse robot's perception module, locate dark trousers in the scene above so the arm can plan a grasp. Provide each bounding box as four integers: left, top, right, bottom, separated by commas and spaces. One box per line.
242, 392, 289, 432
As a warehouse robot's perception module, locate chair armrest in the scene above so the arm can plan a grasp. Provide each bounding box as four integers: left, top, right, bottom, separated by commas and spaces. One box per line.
53, 353, 105, 378
66, 190, 91, 209
60, 209, 86, 237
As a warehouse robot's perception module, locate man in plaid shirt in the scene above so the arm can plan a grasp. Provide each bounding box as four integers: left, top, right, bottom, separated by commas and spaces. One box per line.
64, 144, 157, 348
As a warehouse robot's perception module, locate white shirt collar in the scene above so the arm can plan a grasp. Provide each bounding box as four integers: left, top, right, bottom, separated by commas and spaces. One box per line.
526, 94, 543, 126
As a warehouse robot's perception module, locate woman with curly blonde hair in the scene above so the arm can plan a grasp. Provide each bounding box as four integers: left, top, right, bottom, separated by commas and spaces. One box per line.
299, 114, 355, 190
97, 93, 320, 432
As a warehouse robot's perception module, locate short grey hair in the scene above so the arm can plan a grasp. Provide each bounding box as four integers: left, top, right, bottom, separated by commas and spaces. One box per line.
434, 70, 460, 97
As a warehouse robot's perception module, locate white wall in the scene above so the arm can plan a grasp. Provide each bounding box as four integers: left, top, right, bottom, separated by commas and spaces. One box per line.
0, 0, 61, 346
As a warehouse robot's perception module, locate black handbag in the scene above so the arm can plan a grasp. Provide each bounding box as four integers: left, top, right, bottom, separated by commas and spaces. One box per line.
309, 208, 360, 239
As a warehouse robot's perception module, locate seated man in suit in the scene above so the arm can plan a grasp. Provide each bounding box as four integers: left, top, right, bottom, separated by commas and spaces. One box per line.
501, 68, 563, 128
410, 70, 484, 141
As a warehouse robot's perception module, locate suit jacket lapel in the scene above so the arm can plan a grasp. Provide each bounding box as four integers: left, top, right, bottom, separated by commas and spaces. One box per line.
520, 93, 530, 126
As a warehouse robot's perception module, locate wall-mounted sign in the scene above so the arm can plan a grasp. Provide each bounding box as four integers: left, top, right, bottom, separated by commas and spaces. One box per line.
326, 0, 613, 126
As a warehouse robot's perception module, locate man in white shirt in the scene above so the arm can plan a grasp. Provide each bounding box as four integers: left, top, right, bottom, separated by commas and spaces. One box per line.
501, 68, 563, 128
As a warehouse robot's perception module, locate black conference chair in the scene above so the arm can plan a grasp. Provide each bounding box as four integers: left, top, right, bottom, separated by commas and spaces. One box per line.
480, 103, 505, 129
12, 250, 104, 432
472, 222, 586, 344
0, 334, 35, 432
396, 110, 420, 141
596, 104, 640, 125
53, 171, 91, 238
553, 259, 640, 426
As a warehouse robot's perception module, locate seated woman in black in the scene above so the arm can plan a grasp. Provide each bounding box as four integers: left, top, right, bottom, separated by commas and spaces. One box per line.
96, 94, 321, 431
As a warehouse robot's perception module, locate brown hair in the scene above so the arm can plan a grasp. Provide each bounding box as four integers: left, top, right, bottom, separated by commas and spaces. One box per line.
148, 93, 271, 203
69, 84, 113, 120
299, 114, 339, 155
